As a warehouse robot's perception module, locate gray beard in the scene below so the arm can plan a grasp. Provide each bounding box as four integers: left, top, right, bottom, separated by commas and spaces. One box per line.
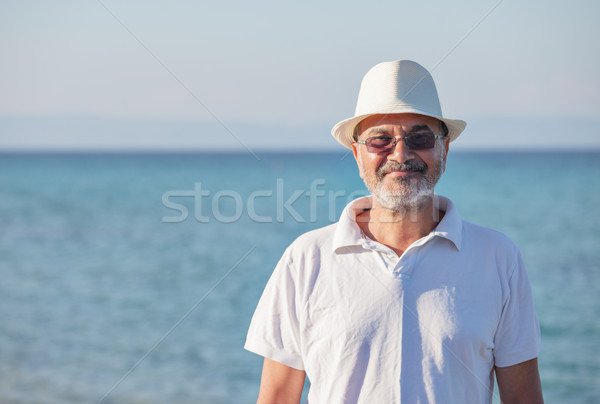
360, 150, 444, 213
372, 174, 434, 212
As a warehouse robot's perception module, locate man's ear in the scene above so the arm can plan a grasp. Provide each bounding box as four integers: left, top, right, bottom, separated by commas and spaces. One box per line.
352, 143, 365, 179
442, 136, 450, 173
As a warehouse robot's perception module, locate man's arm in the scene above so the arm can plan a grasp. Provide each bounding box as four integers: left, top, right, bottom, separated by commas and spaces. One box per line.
257, 357, 306, 404
495, 358, 543, 404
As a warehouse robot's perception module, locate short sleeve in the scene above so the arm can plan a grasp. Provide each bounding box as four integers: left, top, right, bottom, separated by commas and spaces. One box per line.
493, 250, 541, 367
244, 248, 305, 370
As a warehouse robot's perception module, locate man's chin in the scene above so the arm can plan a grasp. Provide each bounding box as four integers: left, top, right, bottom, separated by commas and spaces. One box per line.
363, 174, 437, 211
373, 191, 432, 211
376, 183, 422, 200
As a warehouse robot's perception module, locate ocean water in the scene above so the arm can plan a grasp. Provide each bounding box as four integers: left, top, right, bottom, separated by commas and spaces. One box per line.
0, 151, 599, 403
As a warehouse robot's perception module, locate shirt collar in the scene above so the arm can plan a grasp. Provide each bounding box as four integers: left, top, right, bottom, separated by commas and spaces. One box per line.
332, 195, 463, 253
431, 195, 463, 250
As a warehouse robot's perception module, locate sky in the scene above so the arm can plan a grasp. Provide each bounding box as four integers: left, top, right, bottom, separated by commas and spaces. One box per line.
1, 0, 599, 151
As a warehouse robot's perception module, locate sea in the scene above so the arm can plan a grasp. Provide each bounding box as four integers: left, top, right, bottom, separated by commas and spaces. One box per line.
1, 151, 599, 403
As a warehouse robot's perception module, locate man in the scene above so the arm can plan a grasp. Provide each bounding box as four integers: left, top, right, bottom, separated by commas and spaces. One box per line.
245, 60, 543, 403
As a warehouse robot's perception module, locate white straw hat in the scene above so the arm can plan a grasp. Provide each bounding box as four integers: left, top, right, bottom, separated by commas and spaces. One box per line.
331, 60, 466, 149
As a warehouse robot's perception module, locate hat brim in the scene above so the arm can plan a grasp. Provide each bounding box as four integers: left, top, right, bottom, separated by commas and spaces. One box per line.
331, 110, 466, 150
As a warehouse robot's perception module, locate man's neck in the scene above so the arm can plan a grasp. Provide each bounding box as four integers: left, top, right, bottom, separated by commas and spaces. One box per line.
356, 196, 443, 257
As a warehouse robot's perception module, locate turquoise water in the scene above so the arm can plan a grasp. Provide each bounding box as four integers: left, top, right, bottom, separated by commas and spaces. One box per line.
1, 151, 599, 403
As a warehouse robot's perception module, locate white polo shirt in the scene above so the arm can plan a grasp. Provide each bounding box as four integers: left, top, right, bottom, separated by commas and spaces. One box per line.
245, 196, 541, 403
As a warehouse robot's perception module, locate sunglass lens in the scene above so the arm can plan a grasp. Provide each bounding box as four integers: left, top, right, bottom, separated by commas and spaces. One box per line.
406, 133, 435, 150
366, 136, 395, 153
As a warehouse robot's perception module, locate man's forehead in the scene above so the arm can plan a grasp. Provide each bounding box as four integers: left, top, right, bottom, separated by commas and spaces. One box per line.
359, 113, 439, 133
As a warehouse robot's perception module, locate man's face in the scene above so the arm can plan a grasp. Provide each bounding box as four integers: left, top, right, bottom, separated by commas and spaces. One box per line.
351, 113, 450, 212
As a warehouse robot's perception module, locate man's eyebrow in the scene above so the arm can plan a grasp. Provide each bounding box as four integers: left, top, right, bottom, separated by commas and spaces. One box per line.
365, 127, 392, 136
365, 125, 434, 137
408, 125, 433, 133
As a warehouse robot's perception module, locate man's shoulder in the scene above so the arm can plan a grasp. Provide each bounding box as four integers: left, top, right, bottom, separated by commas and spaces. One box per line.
437, 196, 520, 255
277, 223, 340, 275
289, 222, 339, 251
461, 219, 520, 253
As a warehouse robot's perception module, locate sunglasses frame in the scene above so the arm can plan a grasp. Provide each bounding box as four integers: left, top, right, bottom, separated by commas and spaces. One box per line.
356, 133, 445, 153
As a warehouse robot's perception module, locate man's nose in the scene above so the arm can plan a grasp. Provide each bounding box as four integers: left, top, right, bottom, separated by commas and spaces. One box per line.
387, 137, 414, 162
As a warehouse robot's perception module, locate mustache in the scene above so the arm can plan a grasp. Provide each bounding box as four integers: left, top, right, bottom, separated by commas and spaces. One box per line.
377, 160, 427, 178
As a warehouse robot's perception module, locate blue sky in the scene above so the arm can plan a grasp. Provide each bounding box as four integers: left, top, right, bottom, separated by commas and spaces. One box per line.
1, 0, 599, 151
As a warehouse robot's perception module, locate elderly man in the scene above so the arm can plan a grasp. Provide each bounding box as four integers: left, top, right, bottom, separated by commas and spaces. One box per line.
245, 60, 543, 403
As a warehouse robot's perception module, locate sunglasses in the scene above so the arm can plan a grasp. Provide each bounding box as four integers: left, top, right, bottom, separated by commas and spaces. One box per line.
356, 133, 445, 153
